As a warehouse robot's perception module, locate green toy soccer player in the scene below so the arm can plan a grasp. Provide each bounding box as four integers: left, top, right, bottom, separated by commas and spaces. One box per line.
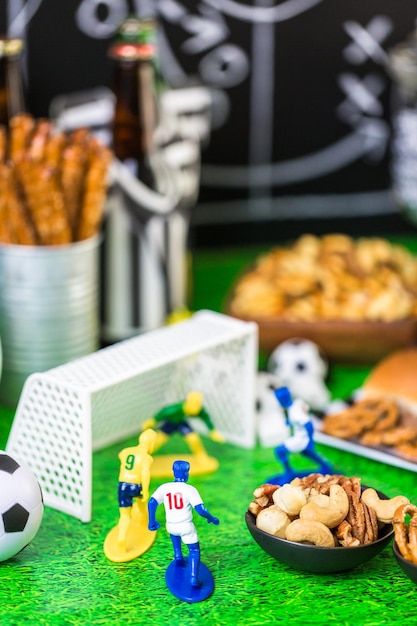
141, 391, 224, 458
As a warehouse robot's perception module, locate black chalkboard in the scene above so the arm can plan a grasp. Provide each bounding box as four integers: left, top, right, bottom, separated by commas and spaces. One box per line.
2, 1, 417, 243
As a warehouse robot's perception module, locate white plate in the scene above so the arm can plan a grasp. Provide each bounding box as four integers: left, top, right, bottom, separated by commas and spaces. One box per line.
314, 421, 417, 473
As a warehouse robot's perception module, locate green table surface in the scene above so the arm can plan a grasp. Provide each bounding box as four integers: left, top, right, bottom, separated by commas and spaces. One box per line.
1, 237, 417, 626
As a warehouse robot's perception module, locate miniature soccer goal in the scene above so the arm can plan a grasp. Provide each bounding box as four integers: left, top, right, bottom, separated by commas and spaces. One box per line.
6, 310, 257, 522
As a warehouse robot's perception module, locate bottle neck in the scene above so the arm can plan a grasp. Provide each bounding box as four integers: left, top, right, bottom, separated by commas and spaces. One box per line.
111, 56, 159, 189
0, 54, 26, 125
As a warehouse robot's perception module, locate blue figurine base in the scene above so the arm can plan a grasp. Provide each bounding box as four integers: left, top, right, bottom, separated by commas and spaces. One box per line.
165, 558, 214, 603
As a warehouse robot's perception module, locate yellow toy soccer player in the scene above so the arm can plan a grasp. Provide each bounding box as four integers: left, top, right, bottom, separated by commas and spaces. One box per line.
117, 428, 156, 547
142, 391, 224, 458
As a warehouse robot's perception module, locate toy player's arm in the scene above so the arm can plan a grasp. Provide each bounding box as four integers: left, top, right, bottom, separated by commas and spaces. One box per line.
140, 456, 153, 502
305, 420, 314, 439
195, 503, 220, 525
199, 408, 224, 443
143, 403, 182, 431
147, 497, 160, 531
274, 387, 293, 427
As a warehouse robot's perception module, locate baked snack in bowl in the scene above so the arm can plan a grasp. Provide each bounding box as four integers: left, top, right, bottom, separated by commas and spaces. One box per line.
227, 234, 417, 363
245, 473, 401, 573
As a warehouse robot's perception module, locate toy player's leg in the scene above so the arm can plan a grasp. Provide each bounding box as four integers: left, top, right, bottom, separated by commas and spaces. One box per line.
118, 507, 131, 547
184, 431, 207, 456
303, 443, 332, 474
187, 542, 201, 587
170, 534, 185, 565
274, 444, 292, 474
153, 430, 169, 452
117, 483, 141, 546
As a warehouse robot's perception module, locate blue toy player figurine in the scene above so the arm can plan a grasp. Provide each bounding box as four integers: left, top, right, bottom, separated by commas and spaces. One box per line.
268, 386, 332, 485
148, 459, 220, 603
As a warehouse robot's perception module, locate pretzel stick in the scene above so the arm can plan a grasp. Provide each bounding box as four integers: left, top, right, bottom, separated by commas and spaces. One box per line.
77, 141, 111, 241
37, 166, 72, 245
4, 163, 38, 245
9, 114, 34, 163
61, 142, 87, 238
0, 163, 14, 243
44, 130, 65, 168
0, 126, 7, 164
28, 119, 53, 161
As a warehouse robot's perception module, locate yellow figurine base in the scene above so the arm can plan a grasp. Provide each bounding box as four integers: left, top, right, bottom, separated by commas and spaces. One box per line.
150, 454, 219, 478
103, 501, 156, 563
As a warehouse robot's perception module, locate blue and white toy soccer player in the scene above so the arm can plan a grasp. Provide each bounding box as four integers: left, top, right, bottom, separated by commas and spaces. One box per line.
269, 386, 332, 485
148, 459, 219, 603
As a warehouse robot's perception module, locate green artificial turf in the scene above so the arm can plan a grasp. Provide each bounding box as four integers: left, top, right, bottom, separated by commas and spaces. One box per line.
0, 418, 416, 626
1, 237, 417, 625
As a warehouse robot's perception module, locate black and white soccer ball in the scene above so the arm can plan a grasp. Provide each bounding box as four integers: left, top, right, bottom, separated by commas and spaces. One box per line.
0, 451, 43, 561
267, 338, 330, 412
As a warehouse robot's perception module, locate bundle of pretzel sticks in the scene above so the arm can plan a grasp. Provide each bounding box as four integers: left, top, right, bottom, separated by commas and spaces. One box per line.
0, 113, 112, 246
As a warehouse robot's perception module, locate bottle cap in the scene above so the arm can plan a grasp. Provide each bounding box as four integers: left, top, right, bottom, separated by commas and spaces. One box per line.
0, 38, 24, 58
387, 31, 417, 95
116, 16, 157, 45
108, 42, 156, 62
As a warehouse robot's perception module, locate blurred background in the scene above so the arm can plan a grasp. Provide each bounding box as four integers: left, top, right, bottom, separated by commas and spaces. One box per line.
2, 1, 417, 248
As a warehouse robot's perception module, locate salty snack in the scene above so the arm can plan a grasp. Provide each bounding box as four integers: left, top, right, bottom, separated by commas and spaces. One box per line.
248, 483, 279, 517
393, 503, 417, 564
285, 518, 335, 547
249, 473, 406, 548
0, 113, 112, 245
361, 488, 409, 525
256, 505, 290, 539
299, 483, 349, 528
322, 395, 417, 463
229, 234, 417, 322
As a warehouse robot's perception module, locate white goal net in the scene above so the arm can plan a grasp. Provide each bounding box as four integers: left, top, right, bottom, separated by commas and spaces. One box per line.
6, 311, 257, 522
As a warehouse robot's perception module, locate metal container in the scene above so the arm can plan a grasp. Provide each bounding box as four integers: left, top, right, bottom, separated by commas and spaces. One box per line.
0, 236, 101, 407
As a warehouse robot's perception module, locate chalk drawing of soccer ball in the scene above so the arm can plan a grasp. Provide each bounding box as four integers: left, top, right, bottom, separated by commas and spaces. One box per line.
0, 451, 43, 561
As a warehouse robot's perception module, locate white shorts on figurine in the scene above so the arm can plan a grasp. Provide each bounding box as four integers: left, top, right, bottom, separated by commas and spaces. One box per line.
166, 520, 199, 545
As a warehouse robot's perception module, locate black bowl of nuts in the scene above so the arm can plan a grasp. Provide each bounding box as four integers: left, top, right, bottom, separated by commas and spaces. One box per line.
245, 474, 400, 573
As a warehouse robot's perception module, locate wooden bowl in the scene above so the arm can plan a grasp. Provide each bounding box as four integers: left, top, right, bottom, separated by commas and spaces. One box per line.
226, 313, 417, 364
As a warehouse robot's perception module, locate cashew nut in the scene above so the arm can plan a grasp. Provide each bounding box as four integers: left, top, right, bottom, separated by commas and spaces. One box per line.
361, 488, 410, 524
285, 518, 335, 547
273, 484, 307, 516
256, 505, 291, 538
307, 492, 331, 507
299, 484, 349, 528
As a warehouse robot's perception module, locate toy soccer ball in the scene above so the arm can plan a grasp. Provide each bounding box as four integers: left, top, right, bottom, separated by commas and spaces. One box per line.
0, 451, 43, 562
267, 338, 330, 412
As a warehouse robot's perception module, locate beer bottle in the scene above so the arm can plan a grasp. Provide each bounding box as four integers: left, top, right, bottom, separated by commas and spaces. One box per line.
108, 17, 161, 189
0, 37, 26, 125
